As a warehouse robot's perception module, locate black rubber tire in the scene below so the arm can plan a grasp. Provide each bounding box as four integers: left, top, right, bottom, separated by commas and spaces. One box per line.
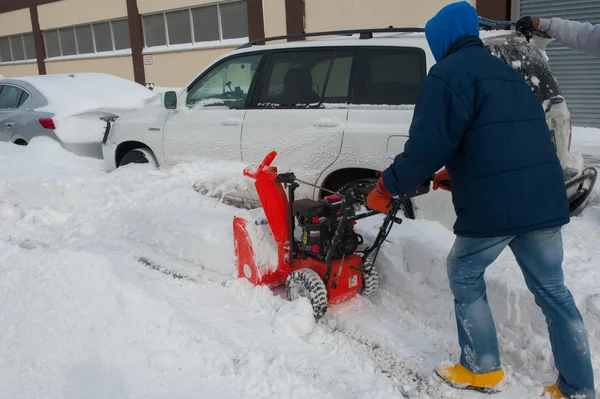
337, 178, 416, 219
118, 148, 157, 168
286, 268, 328, 320
360, 265, 379, 298
13, 139, 27, 146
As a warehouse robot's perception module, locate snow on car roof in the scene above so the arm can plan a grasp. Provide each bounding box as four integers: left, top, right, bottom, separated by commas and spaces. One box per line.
15, 72, 159, 118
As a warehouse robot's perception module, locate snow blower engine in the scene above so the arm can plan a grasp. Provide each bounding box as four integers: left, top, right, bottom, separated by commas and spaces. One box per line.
233, 151, 432, 320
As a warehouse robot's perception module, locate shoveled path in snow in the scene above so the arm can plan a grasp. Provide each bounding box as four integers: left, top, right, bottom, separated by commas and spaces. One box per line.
0, 137, 598, 398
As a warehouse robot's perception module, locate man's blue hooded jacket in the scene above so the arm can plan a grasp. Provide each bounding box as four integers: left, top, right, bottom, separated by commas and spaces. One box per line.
381, 1, 569, 237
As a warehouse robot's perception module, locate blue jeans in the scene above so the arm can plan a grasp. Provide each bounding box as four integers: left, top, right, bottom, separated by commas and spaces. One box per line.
447, 227, 595, 398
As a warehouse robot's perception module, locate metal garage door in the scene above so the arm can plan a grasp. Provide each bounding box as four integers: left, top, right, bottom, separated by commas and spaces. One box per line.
517, 0, 600, 127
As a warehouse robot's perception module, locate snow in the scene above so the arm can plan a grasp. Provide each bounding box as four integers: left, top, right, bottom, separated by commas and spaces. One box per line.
17, 73, 159, 144
0, 132, 599, 398
150, 86, 183, 94
239, 207, 280, 274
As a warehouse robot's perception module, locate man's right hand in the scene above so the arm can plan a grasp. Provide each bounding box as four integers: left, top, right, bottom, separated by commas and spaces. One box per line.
517, 16, 541, 39
366, 176, 394, 213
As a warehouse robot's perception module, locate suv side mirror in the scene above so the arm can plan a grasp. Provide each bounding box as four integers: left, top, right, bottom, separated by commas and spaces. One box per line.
164, 91, 177, 110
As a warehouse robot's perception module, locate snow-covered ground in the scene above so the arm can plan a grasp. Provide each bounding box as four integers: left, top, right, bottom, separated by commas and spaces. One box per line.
0, 129, 599, 398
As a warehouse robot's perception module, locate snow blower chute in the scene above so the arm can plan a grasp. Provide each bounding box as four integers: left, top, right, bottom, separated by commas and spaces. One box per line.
233, 151, 432, 319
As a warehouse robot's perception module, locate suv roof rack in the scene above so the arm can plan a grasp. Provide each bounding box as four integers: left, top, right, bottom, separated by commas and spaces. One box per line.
237, 27, 425, 49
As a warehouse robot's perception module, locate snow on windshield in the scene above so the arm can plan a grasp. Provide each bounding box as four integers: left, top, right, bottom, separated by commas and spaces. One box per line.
485, 37, 561, 102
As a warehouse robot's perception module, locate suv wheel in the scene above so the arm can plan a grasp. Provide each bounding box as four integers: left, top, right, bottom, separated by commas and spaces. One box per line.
119, 148, 158, 168
337, 178, 415, 219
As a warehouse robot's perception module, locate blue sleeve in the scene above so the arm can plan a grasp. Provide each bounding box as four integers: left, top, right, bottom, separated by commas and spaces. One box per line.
382, 75, 472, 195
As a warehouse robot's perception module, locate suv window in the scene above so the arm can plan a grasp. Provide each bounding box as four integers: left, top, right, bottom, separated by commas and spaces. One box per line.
258, 50, 335, 107
323, 51, 354, 104
352, 48, 426, 106
187, 54, 262, 109
485, 37, 561, 102
0, 85, 26, 109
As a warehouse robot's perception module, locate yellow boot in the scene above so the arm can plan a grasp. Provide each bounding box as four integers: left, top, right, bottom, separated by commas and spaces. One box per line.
435, 363, 506, 393
542, 384, 565, 399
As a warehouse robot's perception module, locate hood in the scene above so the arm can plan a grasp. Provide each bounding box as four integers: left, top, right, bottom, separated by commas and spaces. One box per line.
425, 1, 480, 62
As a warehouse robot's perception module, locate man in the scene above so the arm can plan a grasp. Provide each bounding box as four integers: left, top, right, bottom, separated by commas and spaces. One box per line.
518, 16, 600, 57
366, 2, 595, 398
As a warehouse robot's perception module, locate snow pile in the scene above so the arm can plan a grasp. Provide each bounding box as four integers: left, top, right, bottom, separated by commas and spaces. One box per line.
240, 207, 280, 275
0, 134, 599, 398
18, 73, 160, 143
150, 86, 183, 94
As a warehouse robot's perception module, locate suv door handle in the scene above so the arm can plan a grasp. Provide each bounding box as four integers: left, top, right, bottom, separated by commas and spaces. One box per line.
5, 122, 14, 128
221, 117, 243, 126
314, 118, 342, 128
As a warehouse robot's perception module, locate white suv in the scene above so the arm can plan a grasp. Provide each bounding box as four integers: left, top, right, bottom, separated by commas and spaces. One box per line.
102, 28, 596, 229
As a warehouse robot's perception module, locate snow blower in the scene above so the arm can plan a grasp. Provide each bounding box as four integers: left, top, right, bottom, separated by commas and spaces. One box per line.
233, 151, 432, 320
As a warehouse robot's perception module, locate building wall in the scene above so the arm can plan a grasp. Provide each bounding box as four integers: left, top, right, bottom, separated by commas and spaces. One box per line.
45, 55, 135, 80
263, 0, 286, 38
305, 0, 477, 32
0, 9, 32, 36
0, 62, 39, 78
144, 48, 234, 87
138, 0, 219, 14
38, 0, 128, 30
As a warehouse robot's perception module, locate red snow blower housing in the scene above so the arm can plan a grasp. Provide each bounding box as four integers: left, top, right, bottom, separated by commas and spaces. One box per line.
233, 152, 432, 319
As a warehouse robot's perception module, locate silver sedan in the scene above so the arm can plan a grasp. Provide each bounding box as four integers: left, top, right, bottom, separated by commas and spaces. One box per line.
0, 73, 159, 158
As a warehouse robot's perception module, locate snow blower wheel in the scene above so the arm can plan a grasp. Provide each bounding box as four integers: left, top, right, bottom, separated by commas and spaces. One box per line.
360, 264, 379, 298
286, 268, 328, 320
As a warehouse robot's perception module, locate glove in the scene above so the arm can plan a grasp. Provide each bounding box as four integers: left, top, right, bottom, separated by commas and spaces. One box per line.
516, 16, 540, 41
433, 168, 452, 192
366, 176, 394, 213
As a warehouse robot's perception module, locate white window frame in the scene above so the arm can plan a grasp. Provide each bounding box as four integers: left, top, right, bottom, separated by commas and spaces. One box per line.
0, 33, 36, 65
43, 18, 132, 62
141, 0, 249, 55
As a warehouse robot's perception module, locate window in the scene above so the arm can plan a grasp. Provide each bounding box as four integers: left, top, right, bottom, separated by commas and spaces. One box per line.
485, 39, 561, 102
58, 27, 77, 56
44, 30, 60, 58
93, 22, 113, 52
9, 36, 25, 61
0, 38, 11, 63
0, 85, 26, 109
23, 33, 36, 60
75, 25, 94, 54
323, 52, 354, 104
143, 1, 248, 48
166, 10, 192, 45
187, 54, 261, 109
18, 91, 30, 107
192, 6, 219, 42
352, 49, 425, 106
111, 20, 131, 50
0, 33, 36, 63
143, 14, 167, 47
220, 1, 248, 40
44, 18, 131, 59
258, 51, 335, 107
